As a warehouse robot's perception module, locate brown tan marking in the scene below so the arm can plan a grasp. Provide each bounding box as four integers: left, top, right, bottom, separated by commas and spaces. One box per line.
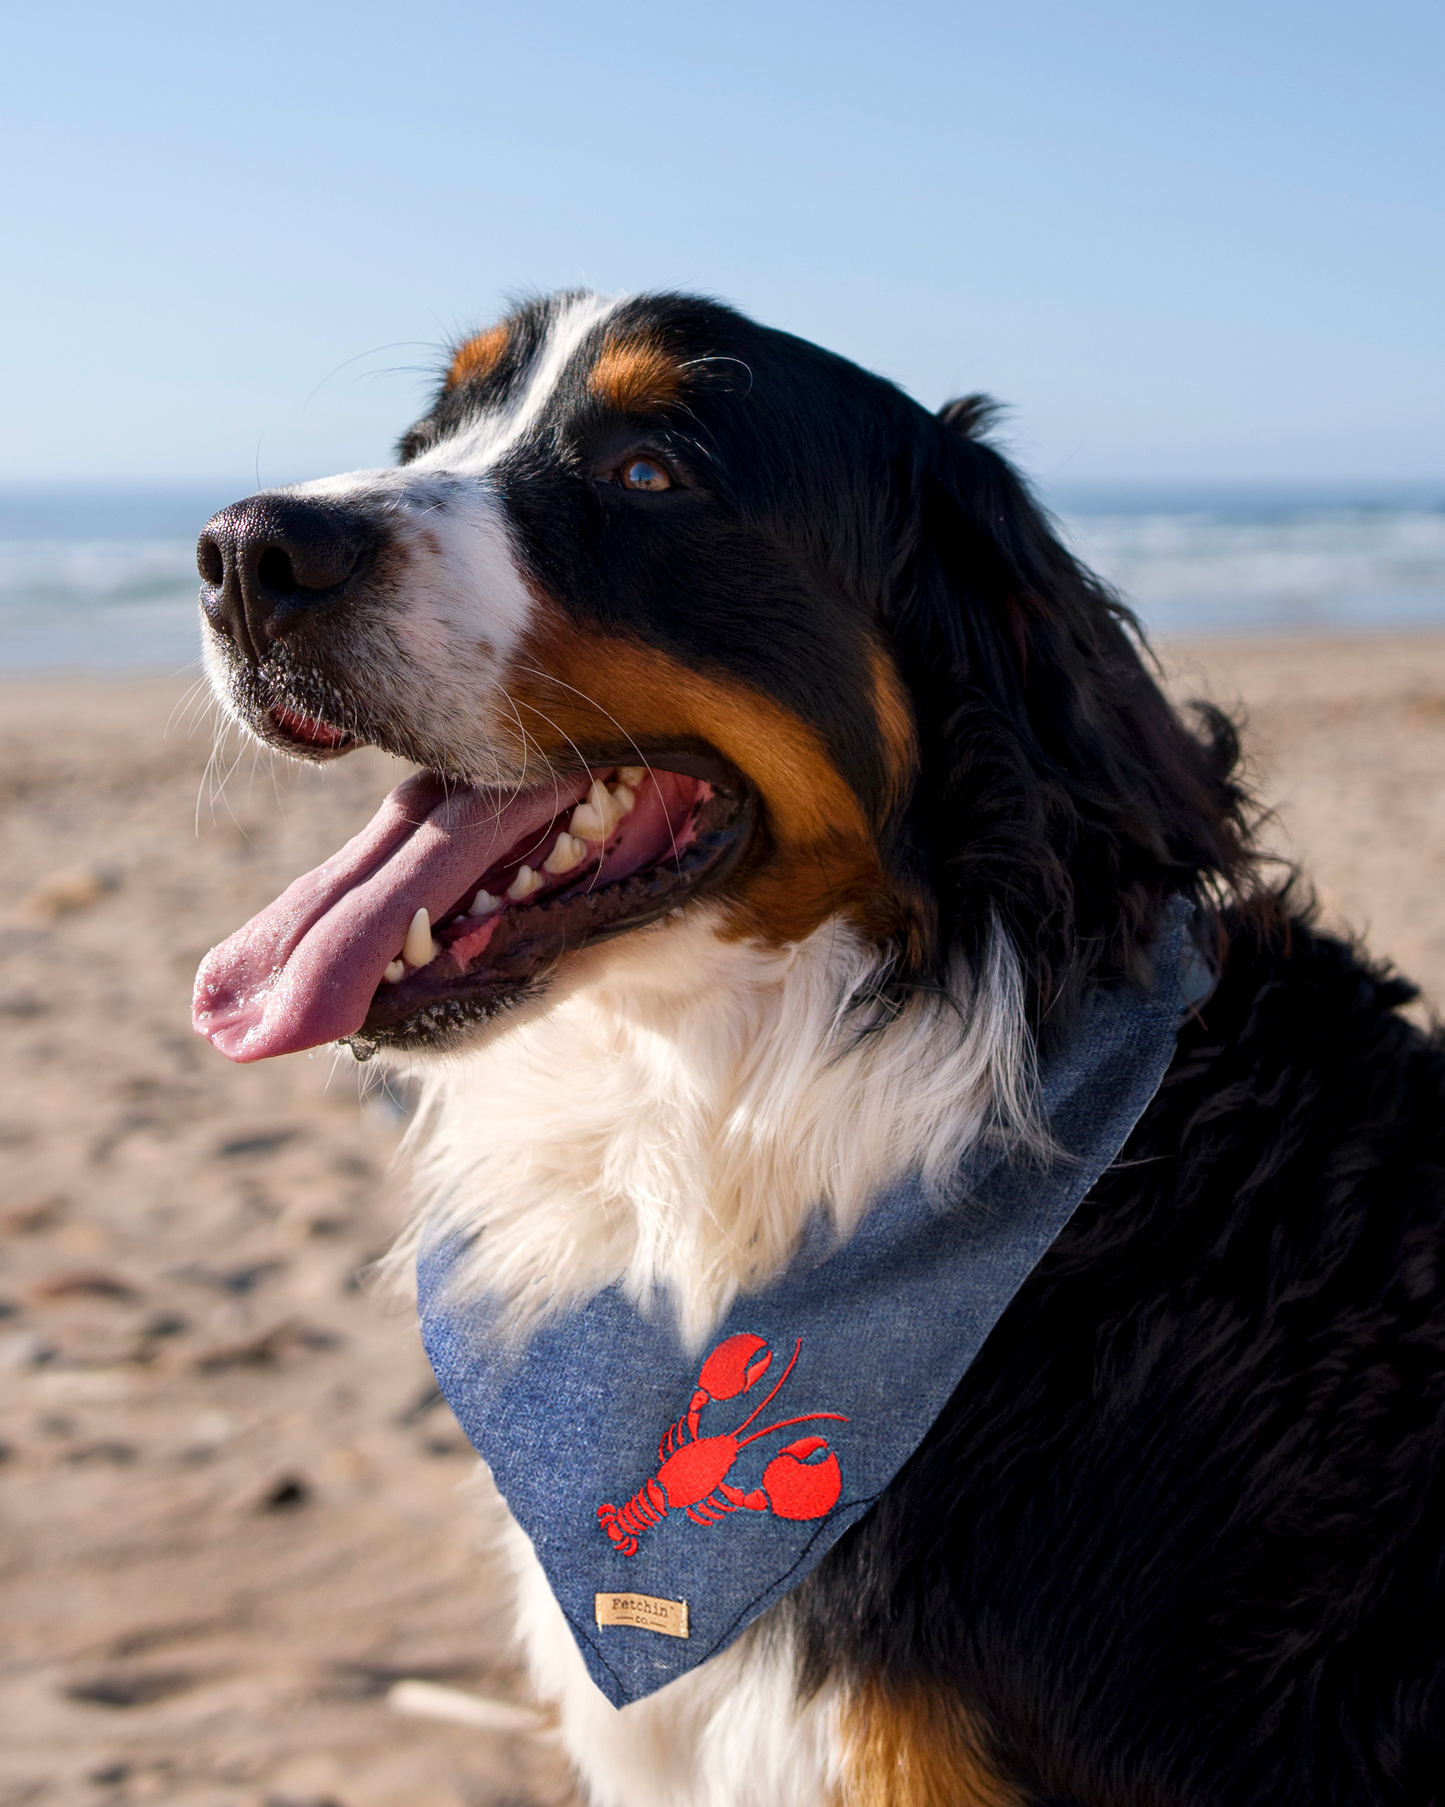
589, 329, 685, 415
835, 1681, 1022, 1807
446, 323, 509, 391
506, 607, 913, 950
869, 643, 920, 814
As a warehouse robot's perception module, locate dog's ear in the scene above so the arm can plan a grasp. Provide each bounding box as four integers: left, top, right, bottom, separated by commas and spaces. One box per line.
885, 402, 1249, 1033
935, 393, 1003, 441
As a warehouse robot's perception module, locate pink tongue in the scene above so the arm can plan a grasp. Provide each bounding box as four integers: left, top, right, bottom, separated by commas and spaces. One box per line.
192, 770, 590, 1063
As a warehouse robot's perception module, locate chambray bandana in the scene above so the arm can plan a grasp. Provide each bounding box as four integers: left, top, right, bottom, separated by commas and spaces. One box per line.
418, 898, 1214, 1707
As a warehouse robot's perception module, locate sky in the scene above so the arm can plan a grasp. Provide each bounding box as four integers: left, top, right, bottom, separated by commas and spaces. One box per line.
1, 1, 1440, 490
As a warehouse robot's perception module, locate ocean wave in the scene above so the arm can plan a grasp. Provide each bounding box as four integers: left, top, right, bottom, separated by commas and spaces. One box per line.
1058, 506, 1445, 635
0, 539, 203, 669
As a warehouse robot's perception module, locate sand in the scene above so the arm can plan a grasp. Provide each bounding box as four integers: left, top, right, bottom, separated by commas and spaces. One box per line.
2, 634, 1444, 1806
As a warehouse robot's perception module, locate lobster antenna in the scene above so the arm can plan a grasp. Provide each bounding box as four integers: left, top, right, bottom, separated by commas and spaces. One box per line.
730, 1338, 803, 1436
736, 1410, 850, 1451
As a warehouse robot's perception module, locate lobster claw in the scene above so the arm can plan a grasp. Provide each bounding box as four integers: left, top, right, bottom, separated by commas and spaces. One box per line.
761, 1436, 842, 1521
696, 1332, 773, 1402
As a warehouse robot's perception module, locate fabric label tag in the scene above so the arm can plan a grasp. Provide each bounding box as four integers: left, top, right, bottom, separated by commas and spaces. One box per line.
595, 1591, 689, 1638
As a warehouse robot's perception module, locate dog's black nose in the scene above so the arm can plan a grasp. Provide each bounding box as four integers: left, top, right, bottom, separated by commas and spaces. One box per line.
197, 496, 377, 660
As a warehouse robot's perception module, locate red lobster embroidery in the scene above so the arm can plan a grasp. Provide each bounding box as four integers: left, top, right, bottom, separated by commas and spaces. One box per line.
597, 1333, 847, 1557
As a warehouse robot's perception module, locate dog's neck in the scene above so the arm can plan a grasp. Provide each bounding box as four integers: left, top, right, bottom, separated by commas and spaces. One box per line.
391, 906, 1034, 1347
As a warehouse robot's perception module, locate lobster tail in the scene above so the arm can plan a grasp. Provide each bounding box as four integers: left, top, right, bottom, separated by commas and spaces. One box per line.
598, 1478, 668, 1556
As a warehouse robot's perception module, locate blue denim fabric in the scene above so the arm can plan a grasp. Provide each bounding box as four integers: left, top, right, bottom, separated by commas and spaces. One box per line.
418, 898, 1213, 1707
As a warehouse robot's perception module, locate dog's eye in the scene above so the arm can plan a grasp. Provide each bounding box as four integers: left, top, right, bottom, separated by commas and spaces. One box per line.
620, 457, 672, 492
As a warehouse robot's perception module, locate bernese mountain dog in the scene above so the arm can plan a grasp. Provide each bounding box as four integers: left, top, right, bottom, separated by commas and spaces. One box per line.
192, 291, 1445, 1805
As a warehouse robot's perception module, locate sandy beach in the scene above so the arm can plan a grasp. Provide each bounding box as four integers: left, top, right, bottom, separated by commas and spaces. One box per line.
3, 633, 1445, 1807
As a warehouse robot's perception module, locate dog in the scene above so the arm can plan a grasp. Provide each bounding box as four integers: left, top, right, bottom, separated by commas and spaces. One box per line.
192, 291, 1445, 1805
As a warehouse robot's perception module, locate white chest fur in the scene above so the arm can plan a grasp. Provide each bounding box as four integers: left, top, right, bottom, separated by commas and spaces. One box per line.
392, 906, 1033, 1347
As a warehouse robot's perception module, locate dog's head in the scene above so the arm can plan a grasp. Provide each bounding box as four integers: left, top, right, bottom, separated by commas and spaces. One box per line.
193, 290, 1248, 1063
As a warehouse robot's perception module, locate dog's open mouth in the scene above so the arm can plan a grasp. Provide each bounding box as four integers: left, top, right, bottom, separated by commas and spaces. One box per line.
193, 752, 755, 1061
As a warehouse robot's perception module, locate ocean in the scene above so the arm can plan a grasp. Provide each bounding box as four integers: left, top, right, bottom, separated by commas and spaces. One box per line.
1052, 483, 1445, 641
1, 481, 1442, 671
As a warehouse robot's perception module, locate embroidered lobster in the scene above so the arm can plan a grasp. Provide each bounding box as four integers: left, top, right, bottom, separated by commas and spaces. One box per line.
597, 1333, 847, 1557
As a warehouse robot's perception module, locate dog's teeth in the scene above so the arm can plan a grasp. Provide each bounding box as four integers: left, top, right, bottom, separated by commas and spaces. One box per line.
610, 783, 635, 814
592, 779, 623, 821
402, 907, 436, 968
615, 765, 645, 786
543, 832, 588, 875
507, 864, 544, 900
383, 959, 405, 984
571, 780, 622, 844
468, 889, 501, 916
569, 801, 607, 841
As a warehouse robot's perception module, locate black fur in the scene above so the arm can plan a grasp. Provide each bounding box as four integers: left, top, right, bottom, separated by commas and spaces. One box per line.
893, 406, 1251, 1040
792, 912, 1445, 1803
421, 292, 1252, 1031
419, 302, 1445, 1795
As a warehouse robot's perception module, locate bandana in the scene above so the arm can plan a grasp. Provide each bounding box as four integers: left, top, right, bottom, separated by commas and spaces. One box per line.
418, 898, 1213, 1707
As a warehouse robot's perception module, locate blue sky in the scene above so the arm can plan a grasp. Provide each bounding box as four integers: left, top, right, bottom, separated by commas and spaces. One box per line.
1, 1, 1440, 488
